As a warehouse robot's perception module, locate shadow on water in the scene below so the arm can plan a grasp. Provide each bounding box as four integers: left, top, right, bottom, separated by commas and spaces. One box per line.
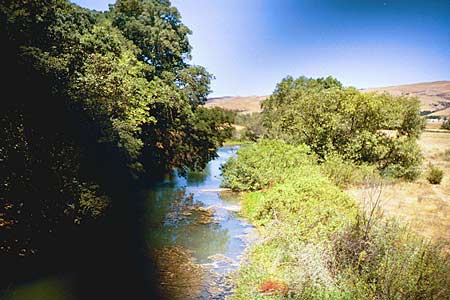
142, 146, 256, 299
1, 146, 254, 300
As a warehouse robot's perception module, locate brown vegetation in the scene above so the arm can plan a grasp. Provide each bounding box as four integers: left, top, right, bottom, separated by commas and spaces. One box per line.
347, 130, 450, 242
204, 96, 267, 113
259, 280, 289, 297
362, 80, 450, 116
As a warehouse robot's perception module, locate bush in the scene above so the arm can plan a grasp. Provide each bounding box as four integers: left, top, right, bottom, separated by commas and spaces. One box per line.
378, 136, 423, 181
231, 141, 358, 299
234, 112, 266, 141
221, 139, 315, 191
332, 218, 450, 300
230, 141, 450, 300
427, 164, 444, 184
442, 119, 450, 130
321, 154, 378, 188
241, 172, 356, 240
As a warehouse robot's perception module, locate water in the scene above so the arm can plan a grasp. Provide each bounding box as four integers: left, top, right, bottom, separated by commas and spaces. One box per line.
145, 146, 254, 270
3, 146, 254, 299
144, 146, 256, 299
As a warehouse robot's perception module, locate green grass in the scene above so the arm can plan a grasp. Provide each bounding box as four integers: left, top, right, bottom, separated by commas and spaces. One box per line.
225, 140, 450, 300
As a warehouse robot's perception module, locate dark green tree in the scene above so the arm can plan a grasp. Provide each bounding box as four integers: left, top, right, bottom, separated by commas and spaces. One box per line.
0, 0, 230, 269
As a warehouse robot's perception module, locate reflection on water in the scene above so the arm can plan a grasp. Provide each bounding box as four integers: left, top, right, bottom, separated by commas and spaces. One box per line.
144, 146, 254, 268
2, 146, 255, 299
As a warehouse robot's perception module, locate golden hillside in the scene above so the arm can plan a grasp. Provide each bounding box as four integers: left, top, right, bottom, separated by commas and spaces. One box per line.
205, 81, 450, 116
362, 81, 450, 116
204, 96, 267, 113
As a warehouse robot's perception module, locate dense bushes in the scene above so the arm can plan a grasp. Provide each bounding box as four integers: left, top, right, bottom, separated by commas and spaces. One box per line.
442, 119, 450, 130
261, 76, 424, 180
221, 140, 315, 191
224, 141, 450, 300
333, 218, 450, 300
320, 154, 378, 188
234, 112, 266, 142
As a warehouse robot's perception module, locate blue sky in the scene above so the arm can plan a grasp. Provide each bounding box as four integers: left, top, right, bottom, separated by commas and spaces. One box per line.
72, 0, 450, 97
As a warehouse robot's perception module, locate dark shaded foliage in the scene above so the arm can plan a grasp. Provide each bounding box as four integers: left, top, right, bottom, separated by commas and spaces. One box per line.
0, 1, 229, 298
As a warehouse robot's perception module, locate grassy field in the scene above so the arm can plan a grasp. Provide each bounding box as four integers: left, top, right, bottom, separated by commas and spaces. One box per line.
347, 130, 450, 242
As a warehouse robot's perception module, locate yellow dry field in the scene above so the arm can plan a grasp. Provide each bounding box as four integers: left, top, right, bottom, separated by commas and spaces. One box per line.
362, 81, 450, 114
204, 96, 267, 113
347, 130, 450, 242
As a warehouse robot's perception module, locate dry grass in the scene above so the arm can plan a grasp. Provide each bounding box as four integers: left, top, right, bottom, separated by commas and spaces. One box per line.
429, 107, 450, 117
204, 96, 267, 113
205, 81, 450, 116
425, 122, 446, 130
362, 80, 450, 114
347, 130, 450, 242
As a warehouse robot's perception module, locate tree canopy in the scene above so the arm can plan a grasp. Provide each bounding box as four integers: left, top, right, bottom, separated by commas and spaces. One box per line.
0, 0, 231, 261
262, 76, 424, 179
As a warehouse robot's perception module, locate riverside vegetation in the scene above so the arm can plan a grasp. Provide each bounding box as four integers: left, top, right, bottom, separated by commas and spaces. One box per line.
0, 0, 232, 296
222, 77, 449, 299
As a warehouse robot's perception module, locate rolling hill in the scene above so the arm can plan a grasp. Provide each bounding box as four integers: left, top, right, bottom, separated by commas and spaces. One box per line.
204, 96, 267, 113
361, 81, 450, 115
205, 81, 450, 116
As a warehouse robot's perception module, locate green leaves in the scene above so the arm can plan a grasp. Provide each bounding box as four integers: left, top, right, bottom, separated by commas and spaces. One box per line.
221, 140, 315, 191
111, 0, 191, 77
1, 0, 228, 255
262, 76, 424, 179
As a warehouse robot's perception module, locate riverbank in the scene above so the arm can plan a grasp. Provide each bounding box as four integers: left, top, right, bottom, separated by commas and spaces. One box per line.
144, 146, 257, 299
223, 140, 450, 299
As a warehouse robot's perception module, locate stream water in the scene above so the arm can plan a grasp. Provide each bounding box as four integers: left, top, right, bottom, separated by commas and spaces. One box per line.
3, 146, 255, 300
144, 146, 256, 299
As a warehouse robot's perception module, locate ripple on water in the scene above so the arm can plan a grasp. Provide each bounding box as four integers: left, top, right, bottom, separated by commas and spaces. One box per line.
146, 147, 257, 299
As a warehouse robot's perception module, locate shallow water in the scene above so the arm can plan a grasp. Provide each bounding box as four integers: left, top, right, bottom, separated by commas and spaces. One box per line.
3, 146, 254, 299
144, 146, 255, 272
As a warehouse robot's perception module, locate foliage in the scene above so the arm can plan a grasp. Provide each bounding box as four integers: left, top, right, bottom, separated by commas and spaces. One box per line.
320, 154, 378, 188
221, 140, 315, 191
332, 215, 450, 300
0, 0, 230, 258
234, 112, 265, 142
231, 142, 356, 299
442, 119, 450, 130
261, 76, 424, 179
228, 141, 450, 300
426, 164, 444, 184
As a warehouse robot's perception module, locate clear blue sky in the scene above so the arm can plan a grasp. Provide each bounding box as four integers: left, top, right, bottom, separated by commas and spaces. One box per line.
72, 0, 450, 97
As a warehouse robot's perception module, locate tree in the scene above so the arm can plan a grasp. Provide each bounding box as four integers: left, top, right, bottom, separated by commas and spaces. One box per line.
262, 76, 424, 179
0, 0, 230, 263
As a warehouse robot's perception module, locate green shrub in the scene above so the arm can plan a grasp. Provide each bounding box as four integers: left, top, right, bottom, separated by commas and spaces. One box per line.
321, 154, 378, 188
378, 136, 423, 181
332, 218, 450, 300
241, 171, 356, 240
230, 140, 449, 300
235, 112, 266, 141
441, 119, 450, 130
261, 76, 424, 180
427, 164, 444, 184
221, 139, 315, 191
231, 142, 359, 299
